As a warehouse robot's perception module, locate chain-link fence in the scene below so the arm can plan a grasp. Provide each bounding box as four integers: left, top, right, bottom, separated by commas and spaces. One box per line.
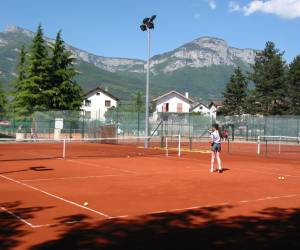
2, 111, 299, 142
0, 110, 212, 140
217, 115, 300, 141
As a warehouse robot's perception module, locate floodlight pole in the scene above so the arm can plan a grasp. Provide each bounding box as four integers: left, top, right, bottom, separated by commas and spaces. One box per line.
145, 28, 150, 148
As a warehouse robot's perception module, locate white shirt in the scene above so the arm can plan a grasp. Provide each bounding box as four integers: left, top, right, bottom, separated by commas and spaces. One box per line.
211, 130, 221, 143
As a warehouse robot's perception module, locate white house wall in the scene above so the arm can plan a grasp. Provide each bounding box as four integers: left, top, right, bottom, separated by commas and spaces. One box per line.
81, 92, 117, 120
156, 93, 191, 113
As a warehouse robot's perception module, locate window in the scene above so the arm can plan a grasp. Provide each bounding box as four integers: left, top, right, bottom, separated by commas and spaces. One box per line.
85, 99, 91, 107
105, 100, 111, 107
96, 92, 100, 95
85, 111, 91, 119
177, 103, 183, 113
162, 103, 169, 112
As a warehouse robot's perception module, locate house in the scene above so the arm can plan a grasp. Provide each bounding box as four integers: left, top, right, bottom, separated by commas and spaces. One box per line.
190, 101, 211, 116
209, 100, 223, 113
152, 90, 194, 113
190, 100, 223, 119
81, 86, 119, 120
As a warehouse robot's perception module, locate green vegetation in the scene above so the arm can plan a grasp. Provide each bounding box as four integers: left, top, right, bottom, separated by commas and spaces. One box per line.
47, 31, 83, 110
287, 55, 300, 115
0, 81, 7, 116
151, 65, 235, 99
0, 27, 252, 101
250, 41, 287, 115
222, 41, 300, 116
220, 67, 248, 115
11, 25, 83, 116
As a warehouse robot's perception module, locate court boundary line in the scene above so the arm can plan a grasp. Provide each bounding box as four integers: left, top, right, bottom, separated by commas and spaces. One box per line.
1, 192, 300, 228
66, 159, 139, 175
19, 173, 134, 182
0, 174, 113, 219
239, 168, 300, 179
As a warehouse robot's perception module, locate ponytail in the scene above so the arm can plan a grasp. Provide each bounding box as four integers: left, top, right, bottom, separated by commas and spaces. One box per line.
212, 123, 224, 139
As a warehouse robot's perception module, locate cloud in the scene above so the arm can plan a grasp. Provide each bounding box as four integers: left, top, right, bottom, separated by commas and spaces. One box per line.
229, 1, 241, 12
204, 0, 217, 10
194, 13, 201, 19
230, 0, 300, 19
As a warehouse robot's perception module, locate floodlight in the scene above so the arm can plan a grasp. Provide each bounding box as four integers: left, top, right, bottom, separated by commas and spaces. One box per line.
139, 15, 157, 148
140, 24, 147, 31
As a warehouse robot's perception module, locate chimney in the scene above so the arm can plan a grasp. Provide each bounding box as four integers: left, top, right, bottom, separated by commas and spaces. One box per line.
185, 92, 189, 99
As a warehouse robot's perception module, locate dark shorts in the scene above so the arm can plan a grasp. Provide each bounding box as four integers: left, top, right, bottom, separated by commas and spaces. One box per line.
211, 143, 221, 152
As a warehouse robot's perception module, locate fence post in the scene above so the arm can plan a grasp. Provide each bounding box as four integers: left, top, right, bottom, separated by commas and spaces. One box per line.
264, 139, 267, 158
257, 136, 260, 155
137, 111, 140, 136
297, 118, 299, 143
63, 139, 66, 159
81, 111, 85, 138
178, 134, 181, 157
227, 138, 230, 154
165, 136, 168, 157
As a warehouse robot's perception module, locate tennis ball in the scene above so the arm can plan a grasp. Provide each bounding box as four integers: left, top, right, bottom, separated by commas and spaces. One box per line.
127, 155, 130, 158
83, 202, 88, 207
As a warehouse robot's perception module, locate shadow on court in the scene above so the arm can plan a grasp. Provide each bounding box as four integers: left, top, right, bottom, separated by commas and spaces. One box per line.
30, 205, 300, 250
0, 201, 54, 250
0, 166, 53, 175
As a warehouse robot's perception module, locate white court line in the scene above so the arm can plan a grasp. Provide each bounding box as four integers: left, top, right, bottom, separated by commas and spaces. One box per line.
2, 193, 300, 228
19, 173, 133, 182
1, 206, 129, 228
0, 174, 112, 219
1, 206, 34, 227
66, 159, 138, 175
242, 168, 300, 178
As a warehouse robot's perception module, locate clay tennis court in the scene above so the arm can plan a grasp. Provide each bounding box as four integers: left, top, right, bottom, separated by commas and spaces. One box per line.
1, 141, 300, 249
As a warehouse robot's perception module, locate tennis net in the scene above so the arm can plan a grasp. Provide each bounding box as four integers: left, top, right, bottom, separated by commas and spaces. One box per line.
258, 135, 300, 156
0, 136, 181, 161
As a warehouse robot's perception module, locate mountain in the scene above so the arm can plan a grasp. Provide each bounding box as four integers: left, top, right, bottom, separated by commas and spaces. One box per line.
0, 25, 257, 101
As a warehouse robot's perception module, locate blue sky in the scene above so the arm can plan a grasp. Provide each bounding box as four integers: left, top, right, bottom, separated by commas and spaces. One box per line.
1, 0, 300, 62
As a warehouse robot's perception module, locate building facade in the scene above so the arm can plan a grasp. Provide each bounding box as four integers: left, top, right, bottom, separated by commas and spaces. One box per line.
152, 91, 194, 113
81, 87, 119, 121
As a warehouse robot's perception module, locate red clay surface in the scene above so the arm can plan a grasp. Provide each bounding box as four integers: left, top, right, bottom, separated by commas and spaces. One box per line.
1, 142, 300, 249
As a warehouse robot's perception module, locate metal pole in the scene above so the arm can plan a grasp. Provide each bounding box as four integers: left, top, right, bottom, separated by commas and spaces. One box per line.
63, 139, 66, 159
144, 28, 150, 148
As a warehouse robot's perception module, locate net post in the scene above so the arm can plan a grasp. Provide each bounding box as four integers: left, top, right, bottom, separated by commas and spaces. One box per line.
279, 136, 281, 154
165, 136, 168, 157
257, 136, 260, 155
264, 139, 267, 158
178, 134, 181, 157
227, 138, 230, 154
63, 139, 66, 159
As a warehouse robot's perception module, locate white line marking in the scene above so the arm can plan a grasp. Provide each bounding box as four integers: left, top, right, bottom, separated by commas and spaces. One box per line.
1, 206, 34, 227
0, 174, 112, 219
242, 168, 300, 178
66, 159, 138, 175
2, 193, 300, 228
20, 174, 132, 182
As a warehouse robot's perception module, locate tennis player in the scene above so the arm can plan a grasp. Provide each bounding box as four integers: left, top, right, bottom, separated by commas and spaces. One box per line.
209, 123, 223, 173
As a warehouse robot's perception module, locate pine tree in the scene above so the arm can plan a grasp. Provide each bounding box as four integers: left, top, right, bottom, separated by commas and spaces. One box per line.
47, 30, 82, 110
287, 55, 300, 114
0, 81, 7, 116
13, 25, 49, 116
12, 45, 28, 115
133, 91, 144, 112
221, 67, 248, 115
250, 41, 287, 115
